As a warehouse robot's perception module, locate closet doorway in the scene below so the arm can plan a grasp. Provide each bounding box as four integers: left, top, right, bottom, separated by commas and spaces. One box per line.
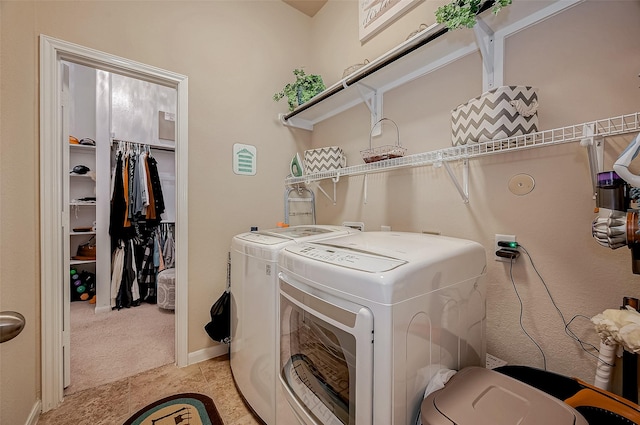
40, 35, 189, 412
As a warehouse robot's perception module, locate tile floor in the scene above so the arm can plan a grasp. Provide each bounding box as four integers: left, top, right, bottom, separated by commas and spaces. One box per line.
37, 354, 262, 425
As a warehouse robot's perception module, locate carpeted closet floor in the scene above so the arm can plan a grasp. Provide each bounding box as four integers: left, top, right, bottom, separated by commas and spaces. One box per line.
64, 300, 175, 395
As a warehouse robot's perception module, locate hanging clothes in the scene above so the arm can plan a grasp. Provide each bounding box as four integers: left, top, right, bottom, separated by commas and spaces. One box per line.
109, 141, 168, 310
138, 151, 149, 216
146, 154, 165, 223
115, 240, 140, 309
110, 240, 125, 308
109, 151, 129, 247
139, 236, 157, 303
155, 231, 166, 272
163, 228, 175, 269
144, 154, 156, 221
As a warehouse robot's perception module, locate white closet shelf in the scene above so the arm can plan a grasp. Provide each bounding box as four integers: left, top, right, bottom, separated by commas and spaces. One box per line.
69, 144, 96, 151
286, 112, 640, 203
70, 231, 96, 236
70, 259, 96, 265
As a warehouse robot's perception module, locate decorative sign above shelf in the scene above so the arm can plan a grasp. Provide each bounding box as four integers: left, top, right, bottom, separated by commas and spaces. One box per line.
359, 0, 422, 42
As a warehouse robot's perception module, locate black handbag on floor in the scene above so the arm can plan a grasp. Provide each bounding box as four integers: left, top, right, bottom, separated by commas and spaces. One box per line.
204, 290, 230, 344
204, 253, 231, 344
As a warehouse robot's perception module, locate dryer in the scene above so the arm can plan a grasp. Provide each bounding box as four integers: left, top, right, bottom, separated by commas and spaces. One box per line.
230, 225, 357, 425
277, 231, 487, 425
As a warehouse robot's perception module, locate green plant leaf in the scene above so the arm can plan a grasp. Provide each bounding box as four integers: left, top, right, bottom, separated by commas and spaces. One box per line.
273, 68, 326, 112
436, 0, 510, 30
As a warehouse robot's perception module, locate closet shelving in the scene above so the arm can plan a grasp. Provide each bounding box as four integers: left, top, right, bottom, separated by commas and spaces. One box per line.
285, 112, 640, 203
70, 258, 95, 265
70, 230, 96, 236
68, 143, 97, 266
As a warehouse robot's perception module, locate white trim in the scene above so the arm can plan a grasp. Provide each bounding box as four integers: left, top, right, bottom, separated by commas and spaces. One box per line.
24, 400, 42, 425
39, 35, 189, 412
175, 77, 189, 368
39, 35, 65, 413
188, 344, 230, 365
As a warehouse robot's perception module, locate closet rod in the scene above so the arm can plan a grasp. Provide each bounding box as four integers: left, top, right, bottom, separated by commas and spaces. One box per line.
111, 138, 175, 152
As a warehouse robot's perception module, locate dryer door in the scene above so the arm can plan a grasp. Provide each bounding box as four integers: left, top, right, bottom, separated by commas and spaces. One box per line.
279, 274, 373, 425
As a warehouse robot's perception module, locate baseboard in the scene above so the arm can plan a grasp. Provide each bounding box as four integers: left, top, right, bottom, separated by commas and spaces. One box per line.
188, 343, 229, 365
25, 400, 41, 425
94, 305, 112, 314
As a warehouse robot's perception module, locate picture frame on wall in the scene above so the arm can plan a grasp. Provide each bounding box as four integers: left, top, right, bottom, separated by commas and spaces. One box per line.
359, 0, 422, 42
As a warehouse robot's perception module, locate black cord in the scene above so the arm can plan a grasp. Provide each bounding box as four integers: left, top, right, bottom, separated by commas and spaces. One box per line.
564, 314, 614, 365
508, 255, 548, 370
517, 244, 615, 367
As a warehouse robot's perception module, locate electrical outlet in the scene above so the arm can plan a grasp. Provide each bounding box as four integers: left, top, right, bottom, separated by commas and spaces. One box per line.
495, 234, 516, 262
342, 222, 365, 231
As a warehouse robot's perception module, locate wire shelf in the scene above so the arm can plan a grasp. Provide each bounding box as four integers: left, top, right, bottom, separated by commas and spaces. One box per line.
285, 112, 640, 185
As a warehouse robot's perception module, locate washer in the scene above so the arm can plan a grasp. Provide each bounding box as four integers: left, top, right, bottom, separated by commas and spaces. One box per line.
277, 231, 487, 425
230, 225, 357, 425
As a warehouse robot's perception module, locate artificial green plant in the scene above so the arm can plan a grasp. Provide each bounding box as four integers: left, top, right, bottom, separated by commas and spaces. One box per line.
435, 0, 512, 30
273, 68, 326, 112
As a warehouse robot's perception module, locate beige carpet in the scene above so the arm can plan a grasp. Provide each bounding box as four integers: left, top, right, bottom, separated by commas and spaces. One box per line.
65, 301, 175, 395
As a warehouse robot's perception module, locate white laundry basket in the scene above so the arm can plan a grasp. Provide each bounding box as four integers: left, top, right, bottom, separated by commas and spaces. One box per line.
157, 268, 175, 310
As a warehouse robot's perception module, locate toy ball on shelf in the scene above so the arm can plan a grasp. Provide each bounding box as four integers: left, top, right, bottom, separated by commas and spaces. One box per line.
70, 269, 96, 301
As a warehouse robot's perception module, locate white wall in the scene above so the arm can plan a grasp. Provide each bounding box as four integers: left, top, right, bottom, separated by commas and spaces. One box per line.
309, 0, 640, 388
1, 2, 311, 422
67, 62, 97, 141
111, 73, 177, 148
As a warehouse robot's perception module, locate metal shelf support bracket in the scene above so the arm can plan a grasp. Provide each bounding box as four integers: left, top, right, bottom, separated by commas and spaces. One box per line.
474, 18, 495, 91
580, 123, 605, 200
315, 183, 334, 204
355, 82, 383, 136
443, 159, 470, 203
364, 174, 369, 204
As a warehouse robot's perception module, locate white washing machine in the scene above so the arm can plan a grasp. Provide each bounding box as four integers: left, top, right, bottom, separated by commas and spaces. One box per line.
230, 225, 357, 425
277, 231, 487, 425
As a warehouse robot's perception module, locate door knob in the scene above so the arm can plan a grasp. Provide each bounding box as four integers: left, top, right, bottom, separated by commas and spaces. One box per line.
0, 311, 26, 343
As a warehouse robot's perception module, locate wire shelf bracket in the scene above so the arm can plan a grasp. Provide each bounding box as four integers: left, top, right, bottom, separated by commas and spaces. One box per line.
442, 159, 470, 203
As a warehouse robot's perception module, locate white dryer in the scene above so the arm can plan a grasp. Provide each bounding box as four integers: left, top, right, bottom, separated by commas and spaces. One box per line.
230, 225, 357, 425
277, 231, 487, 425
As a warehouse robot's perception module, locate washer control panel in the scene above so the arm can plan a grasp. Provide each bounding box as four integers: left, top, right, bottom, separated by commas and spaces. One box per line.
285, 244, 406, 272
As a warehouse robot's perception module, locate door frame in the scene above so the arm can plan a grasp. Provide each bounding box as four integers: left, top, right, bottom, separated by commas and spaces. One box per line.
39, 35, 189, 412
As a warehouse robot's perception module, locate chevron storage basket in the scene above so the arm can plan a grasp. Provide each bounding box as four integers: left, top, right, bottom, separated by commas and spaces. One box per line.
304, 146, 346, 174
451, 86, 539, 146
